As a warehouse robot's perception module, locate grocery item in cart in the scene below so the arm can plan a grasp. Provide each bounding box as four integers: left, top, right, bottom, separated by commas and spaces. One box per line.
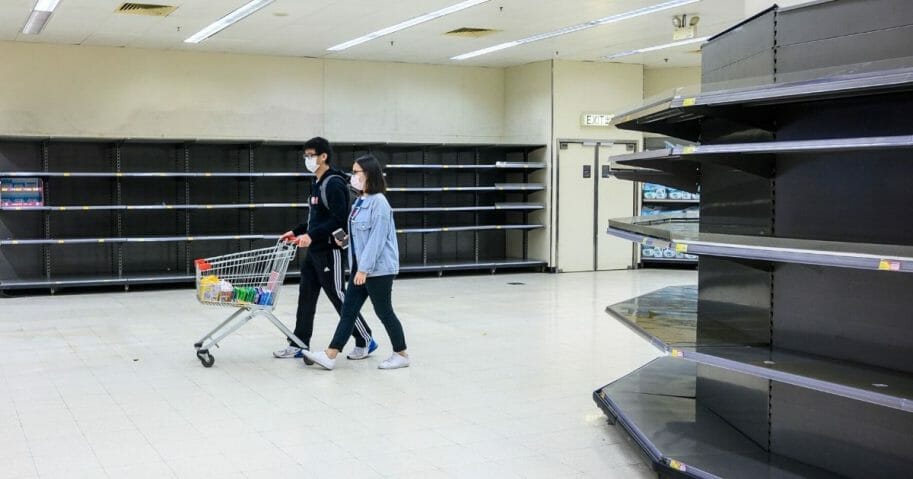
219, 280, 234, 302
198, 275, 220, 301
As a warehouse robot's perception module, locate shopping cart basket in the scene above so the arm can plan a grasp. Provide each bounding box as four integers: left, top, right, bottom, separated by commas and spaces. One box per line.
192, 240, 302, 367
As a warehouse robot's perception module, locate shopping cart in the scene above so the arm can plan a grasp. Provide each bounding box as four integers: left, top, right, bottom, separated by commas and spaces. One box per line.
192, 240, 302, 368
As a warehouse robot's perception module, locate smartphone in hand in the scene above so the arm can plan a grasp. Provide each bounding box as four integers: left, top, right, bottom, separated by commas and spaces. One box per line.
332, 228, 348, 249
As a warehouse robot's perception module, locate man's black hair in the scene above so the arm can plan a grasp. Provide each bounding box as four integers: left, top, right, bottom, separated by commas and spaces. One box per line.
304, 136, 333, 165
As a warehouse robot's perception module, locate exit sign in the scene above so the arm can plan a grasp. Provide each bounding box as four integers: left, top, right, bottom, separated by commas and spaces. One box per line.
581, 113, 614, 127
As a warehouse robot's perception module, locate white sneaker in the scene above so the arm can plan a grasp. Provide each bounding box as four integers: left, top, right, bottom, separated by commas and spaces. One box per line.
273, 346, 302, 359
301, 350, 335, 370
379, 353, 410, 370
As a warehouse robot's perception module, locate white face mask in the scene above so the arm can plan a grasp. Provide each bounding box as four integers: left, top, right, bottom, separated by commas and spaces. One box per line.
304, 155, 318, 173
350, 174, 365, 191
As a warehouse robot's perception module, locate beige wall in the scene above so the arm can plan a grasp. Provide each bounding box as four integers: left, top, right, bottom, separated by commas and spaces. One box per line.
325, 60, 505, 144
504, 61, 552, 263
0, 42, 323, 140
643, 67, 702, 99
0, 41, 508, 144
552, 60, 643, 143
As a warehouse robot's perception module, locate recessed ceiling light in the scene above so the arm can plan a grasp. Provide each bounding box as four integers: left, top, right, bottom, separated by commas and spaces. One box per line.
328, 0, 490, 52
603, 36, 709, 60
185, 0, 274, 44
451, 0, 700, 61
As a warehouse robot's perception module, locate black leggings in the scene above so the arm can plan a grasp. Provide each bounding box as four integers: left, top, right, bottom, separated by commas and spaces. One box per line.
329, 274, 407, 353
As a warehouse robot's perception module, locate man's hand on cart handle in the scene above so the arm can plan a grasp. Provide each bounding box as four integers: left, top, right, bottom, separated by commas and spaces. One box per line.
297, 234, 312, 248
279, 231, 296, 242
354, 271, 368, 285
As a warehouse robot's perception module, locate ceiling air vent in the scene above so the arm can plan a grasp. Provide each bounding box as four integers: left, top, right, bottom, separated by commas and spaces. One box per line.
116, 3, 178, 16
444, 27, 498, 38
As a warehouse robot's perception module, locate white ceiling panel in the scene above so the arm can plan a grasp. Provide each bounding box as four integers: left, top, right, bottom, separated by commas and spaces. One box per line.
1, 0, 755, 67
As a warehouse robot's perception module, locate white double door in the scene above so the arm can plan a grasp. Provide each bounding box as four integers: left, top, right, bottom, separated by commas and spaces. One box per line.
556, 140, 635, 272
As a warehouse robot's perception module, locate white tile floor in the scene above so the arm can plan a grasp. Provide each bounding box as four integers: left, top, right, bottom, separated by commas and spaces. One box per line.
0, 269, 696, 479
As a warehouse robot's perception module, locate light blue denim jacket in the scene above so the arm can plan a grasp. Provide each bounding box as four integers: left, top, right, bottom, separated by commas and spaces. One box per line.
348, 193, 399, 277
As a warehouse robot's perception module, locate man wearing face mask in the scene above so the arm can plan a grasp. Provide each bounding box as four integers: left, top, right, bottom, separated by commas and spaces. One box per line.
275, 137, 376, 362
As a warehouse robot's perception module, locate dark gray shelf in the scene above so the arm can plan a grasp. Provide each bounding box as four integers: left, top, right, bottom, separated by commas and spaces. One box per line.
609, 212, 913, 273
641, 257, 698, 264
0, 235, 274, 245
1, 203, 545, 213
612, 66, 913, 139
606, 286, 913, 413
396, 224, 542, 234
0, 203, 310, 211
393, 203, 543, 213
0, 260, 546, 290
614, 135, 913, 173
642, 199, 699, 205
611, 168, 699, 193
387, 183, 545, 192
0, 274, 196, 289
383, 162, 545, 170
0, 171, 313, 178
399, 259, 546, 273
0, 225, 543, 245
594, 357, 839, 479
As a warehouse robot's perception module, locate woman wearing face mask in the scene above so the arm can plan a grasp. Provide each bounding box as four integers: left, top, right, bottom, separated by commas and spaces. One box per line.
301, 154, 410, 370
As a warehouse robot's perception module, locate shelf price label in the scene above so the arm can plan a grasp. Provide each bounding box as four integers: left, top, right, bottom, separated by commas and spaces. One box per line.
670, 349, 684, 358
878, 259, 901, 271
681, 146, 697, 155
682, 97, 697, 107
675, 244, 688, 253
668, 459, 687, 472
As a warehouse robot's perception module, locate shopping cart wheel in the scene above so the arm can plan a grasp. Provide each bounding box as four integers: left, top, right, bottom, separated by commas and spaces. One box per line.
196, 349, 215, 368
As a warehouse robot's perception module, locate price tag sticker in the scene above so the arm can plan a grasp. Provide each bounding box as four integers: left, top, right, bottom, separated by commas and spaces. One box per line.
669, 460, 687, 472
682, 97, 697, 107
675, 244, 688, 253
670, 349, 684, 358
878, 259, 901, 271
681, 145, 697, 155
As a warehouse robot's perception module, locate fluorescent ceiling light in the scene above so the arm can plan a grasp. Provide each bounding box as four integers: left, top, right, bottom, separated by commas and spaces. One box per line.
35, 0, 61, 11
185, 0, 274, 44
451, 0, 700, 60
21, 0, 62, 35
603, 36, 709, 60
328, 0, 490, 52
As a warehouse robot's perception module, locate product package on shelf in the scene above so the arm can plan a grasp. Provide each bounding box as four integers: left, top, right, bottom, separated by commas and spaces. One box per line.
642, 183, 699, 201
0, 178, 44, 207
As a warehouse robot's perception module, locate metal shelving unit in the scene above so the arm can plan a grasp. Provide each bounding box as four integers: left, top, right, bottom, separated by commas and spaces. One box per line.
595, 2, 913, 477
0, 141, 547, 290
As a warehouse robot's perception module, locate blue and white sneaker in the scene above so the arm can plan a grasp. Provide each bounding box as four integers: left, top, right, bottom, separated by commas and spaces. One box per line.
347, 338, 378, 360
273, 346, 301, 358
